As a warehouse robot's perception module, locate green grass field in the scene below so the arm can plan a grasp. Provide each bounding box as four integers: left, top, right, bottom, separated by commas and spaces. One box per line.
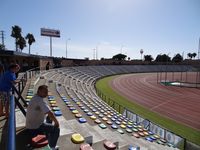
96, 75, 200, 146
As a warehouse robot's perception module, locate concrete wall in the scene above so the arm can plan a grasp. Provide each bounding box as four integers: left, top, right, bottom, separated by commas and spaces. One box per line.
186, 141, 200, 150
39, 58, 54, 70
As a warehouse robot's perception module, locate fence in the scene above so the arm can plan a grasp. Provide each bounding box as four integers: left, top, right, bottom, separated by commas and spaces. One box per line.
96, 88, 186, 149
157, 71, 200, 88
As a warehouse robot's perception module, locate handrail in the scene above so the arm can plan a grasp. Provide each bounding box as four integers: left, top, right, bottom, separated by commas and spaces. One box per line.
7, 95, 16, 150
6, 67, 40, 150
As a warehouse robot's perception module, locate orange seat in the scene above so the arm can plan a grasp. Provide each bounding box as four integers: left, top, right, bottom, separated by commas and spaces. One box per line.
31, 134, 48, 148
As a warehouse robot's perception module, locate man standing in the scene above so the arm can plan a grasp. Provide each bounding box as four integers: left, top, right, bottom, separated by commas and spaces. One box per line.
0, 64, 20, 117
26, 85, 60, 150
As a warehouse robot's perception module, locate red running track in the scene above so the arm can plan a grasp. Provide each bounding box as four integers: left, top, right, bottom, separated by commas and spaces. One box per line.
110, 73, 200, 130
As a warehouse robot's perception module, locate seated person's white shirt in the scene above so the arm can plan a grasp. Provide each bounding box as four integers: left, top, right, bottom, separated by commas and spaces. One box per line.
26, 95, 50, 129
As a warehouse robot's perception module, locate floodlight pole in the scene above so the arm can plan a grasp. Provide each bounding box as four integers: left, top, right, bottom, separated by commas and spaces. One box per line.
96, 45, 98, 60
93, 48, 96, 60
66, 38, 70, 58
120, 45, 124, 54
50, 36, 52, 56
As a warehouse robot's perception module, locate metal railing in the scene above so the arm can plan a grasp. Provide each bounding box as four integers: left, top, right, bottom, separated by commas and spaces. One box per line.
6, 67, 40, 150
7, 95, 16, 150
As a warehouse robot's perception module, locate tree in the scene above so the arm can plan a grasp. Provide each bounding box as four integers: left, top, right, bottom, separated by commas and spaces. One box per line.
155, 54, 171, 62
187, 52, 197, 59
0, 44, 5, 50
172, 53, 183, 62
112, 53, 127, 61
11, 25, 22, 51
25, 33, 35, 54
192, 53, 197, 59
144, 55, 153, 62
187, 53, 192, 59
17, 36, 26, 51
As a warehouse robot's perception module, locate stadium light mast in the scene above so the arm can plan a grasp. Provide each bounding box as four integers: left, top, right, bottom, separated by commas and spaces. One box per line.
140, 49, 144, 60
93, 48, 96, 60
66, 38, 71, 58
120, 45, 124, 54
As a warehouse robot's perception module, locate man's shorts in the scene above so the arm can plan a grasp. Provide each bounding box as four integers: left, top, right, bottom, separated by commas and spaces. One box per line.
0, 91, 10, 104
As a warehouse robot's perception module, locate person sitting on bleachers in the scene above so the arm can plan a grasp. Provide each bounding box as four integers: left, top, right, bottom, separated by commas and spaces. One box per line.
26, 85, 60, 150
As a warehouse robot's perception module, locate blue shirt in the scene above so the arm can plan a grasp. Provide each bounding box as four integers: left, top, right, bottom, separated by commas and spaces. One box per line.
0, 70, 16, 92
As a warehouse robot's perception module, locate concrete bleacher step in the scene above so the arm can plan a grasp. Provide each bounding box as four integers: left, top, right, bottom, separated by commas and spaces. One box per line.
67, 119, 105, 144
16, 109, 26, 128
56, 116, 74, 136
92, 125, 130, 149
92, 125, 177, 150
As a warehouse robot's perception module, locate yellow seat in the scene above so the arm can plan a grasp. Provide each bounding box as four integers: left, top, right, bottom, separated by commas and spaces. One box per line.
122, 121, 127, 125
71, 133, 84, 144
90, 115, 96, 120
154, 134, 160, 139
72, 110, 79, 114
120, 124, 126, 129
49, 101, 56, 104
26, 96, 33, 99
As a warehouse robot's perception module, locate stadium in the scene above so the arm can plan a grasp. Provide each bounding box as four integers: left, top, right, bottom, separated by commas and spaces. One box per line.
0, 50, 200, 150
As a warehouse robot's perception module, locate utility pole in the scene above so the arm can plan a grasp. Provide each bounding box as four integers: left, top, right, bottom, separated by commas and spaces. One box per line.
96, 45, 98, 60
66, 38, 71, 58
198, 37, 200, 60
93, 48, 96, 60
0, 30, 5, 50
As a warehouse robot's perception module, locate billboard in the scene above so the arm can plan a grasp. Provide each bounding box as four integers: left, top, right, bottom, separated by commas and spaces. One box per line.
41, 28, 60, 37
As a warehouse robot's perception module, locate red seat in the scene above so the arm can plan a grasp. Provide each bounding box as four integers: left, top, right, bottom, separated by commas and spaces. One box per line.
104, 140, 116, 150
80, 143, 94, 150
31, 134, 48, 148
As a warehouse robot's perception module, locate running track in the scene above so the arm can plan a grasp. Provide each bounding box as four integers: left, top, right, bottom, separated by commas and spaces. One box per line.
110, 73, 200, 130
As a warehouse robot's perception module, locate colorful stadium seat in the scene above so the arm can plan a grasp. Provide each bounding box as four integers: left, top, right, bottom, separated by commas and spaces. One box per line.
117, 129, 124, 134
54, 110, 62, 116
71, 133, 84, 144
80, 143, 94, 150
78, 118, 87, 123
31, 134, 48, 148
103, 140, 117, 150
99, 123, 107, 129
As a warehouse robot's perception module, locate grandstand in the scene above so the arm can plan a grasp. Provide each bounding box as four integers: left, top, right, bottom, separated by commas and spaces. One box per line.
1, 64, 199, 150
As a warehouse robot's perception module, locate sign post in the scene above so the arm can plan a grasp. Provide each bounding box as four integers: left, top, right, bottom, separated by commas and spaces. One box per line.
41, 28, 60, 56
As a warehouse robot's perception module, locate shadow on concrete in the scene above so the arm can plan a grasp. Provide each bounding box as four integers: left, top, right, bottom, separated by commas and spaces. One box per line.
0, 118, 8, 150
16, 128, 32, 150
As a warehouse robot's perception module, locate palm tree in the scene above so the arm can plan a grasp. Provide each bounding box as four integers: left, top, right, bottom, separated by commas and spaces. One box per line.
11, 25, 22, 51
17, 36, 26, 51
187, 53, 192, 59
25, 33, 35, 54
192, 53, 197, 59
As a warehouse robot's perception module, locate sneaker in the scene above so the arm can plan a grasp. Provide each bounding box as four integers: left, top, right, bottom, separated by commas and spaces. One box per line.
51, 145, 59, 150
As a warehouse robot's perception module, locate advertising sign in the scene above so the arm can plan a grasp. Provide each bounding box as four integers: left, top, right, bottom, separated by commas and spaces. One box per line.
41, 28, 60, 37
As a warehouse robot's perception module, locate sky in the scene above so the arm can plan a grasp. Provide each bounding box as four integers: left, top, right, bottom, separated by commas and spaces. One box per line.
1, 0, 200, 60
